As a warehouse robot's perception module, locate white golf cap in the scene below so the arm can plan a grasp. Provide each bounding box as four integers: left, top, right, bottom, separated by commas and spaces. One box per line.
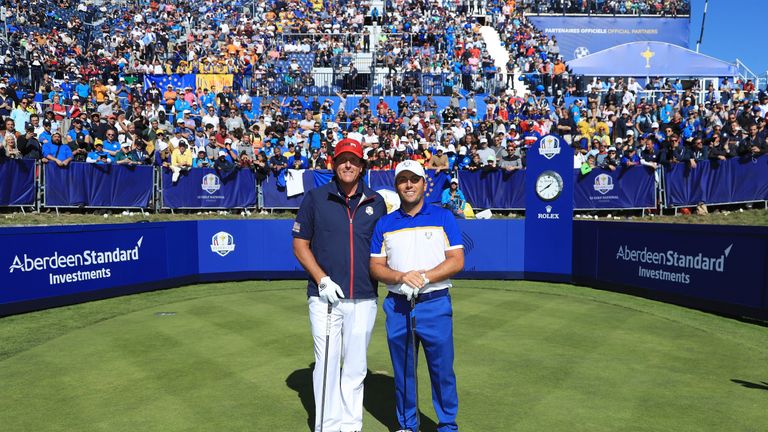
394, 160, 426, 179
450, 177, 459, 184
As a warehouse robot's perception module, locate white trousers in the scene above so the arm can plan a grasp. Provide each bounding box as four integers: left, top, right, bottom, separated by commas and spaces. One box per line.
309, 297, 377, 432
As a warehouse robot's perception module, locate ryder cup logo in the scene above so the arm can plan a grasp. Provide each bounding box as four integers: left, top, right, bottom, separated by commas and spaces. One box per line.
538, 136, 561, 160
210, 231, 236, 257
593, 174, 614, 195
201, 174, 221, 194
574, 47, 590, 58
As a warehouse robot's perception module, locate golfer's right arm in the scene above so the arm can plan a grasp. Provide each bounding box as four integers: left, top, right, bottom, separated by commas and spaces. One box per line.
293, 238, 326, 285
370, 257, 425, 289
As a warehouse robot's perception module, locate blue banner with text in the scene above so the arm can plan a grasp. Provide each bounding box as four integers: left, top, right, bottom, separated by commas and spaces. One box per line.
574, 166, 656, 210
161, 167, 256, 209
527, 16, 690, 61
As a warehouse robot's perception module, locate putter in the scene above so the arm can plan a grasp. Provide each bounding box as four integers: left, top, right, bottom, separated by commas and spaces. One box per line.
410, 297, 420, 432
319, 302, 332, 432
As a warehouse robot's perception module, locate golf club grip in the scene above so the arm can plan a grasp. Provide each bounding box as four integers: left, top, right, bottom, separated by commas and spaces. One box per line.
325, 302, 332, 335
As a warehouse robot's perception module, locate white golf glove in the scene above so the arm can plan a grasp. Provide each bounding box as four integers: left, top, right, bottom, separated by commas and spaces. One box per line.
397, 283, 420, 301
318, 276, 345, 305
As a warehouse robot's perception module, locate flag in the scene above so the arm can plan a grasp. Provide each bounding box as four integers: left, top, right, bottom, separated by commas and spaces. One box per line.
425, 170, 450, 204
196, 74, 234, 91
143, 74, 196, 92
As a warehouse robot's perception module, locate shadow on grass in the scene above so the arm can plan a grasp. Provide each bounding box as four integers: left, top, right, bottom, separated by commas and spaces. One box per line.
731, 379, 768, 391
286, 364, 438, 431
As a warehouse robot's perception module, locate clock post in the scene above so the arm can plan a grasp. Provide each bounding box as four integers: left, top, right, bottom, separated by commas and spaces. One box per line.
524, 134, 574, 281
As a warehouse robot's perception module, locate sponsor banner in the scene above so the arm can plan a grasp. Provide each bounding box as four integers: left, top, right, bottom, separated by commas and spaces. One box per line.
527, 16, 689, 61
0, 159, 35, 206
161, 168, 256, 208
665, 155, 768, 207
574, 166, 655, 209
588, 223, 767, 308
44, 162, 153, 208
0, 224, 168, 305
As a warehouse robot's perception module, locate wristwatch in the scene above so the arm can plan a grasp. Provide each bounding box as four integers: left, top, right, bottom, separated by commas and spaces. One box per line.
420, 273, 429, 286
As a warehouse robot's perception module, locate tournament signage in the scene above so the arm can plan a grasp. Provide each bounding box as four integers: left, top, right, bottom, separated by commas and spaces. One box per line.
527, 16, 689, 61
161, 168, 257, 209
1, 225, 168, 305
524, 134, 574, 280
584, 223, 767, 309
573, 166, 656, 210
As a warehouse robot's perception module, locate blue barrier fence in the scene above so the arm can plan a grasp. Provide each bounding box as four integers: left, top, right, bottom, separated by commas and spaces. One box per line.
5, 156, 768, 211
664, 155, 768, 207
161, 167, 257, 209
0, 159, 35, 207
457, 167, 656, 210
44, 162, 153, 208
1, 219, 766, 320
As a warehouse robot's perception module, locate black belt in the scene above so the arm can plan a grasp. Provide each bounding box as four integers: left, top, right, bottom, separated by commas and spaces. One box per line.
388, 289, 449, 303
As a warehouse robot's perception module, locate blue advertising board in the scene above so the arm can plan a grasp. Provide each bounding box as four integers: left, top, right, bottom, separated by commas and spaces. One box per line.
196, 219, 304, 277
0, 224, 170, 305
574, 166, 656, 210
527, 16, 690, 61
573, 222, 768, 312
161, 168, 257, 209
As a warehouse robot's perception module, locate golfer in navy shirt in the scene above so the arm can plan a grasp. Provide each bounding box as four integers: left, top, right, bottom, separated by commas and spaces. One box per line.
292, 138, 387, 432
370, 160, 464, 432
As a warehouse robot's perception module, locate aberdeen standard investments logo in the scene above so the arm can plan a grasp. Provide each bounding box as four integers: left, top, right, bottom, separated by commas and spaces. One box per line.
201, 174, 221, 194
593, 174, 614, 195
210, 231, 236, 257
8, 237, 144, 285
615, 243, 733, 285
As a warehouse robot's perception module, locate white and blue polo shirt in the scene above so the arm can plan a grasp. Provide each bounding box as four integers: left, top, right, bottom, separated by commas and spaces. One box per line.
370, 204, 463, 294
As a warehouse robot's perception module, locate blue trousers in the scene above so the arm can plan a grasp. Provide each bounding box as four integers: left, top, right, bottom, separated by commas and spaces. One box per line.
383, 292, 458, 431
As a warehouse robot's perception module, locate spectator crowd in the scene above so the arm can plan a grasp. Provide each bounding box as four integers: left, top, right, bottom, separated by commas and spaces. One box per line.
1, 0, 766, 202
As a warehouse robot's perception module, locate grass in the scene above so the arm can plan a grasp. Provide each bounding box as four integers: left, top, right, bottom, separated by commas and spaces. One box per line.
0, 207, 766, 227
1, 280, 767, 431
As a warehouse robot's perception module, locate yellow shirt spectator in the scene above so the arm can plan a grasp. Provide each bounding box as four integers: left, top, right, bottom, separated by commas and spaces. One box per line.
171, 146, 193, 167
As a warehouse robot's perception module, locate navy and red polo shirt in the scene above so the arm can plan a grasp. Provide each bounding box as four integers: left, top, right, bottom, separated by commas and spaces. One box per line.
292, 178, 387, 299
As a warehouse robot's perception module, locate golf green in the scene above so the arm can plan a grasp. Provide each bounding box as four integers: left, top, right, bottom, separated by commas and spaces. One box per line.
1, 280, 766, 431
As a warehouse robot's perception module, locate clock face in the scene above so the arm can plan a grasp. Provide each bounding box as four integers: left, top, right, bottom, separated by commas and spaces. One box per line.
535, 171, 563, 201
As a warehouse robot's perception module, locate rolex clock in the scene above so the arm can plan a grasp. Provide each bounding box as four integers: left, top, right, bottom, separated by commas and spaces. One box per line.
525, 134, 573, 281
535, 170, 563, 202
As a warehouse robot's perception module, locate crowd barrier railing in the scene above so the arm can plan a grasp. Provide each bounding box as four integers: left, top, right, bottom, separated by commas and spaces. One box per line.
42, 162, 154, 211
662, 155, 768, 208
3, 158, 767, 212
160, 167, 257, 210
0, 159, 37, 210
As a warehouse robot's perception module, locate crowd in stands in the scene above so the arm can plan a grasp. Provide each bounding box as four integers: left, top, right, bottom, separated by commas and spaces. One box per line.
1, 0, 765, 200
520, 0, 690, 16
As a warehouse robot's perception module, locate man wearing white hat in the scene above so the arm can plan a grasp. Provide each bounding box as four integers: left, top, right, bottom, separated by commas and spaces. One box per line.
370, 160, 464, 432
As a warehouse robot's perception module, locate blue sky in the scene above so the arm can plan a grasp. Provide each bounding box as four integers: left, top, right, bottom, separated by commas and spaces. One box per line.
689, 0, 768, 76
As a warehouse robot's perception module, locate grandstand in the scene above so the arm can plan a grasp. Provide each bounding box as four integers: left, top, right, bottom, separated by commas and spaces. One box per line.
0, 0, 765, 215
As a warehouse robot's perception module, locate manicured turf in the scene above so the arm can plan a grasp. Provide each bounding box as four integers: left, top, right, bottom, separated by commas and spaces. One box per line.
1, 280, 767, 431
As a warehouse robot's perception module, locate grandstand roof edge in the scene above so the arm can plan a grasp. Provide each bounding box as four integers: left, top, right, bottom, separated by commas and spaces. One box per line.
524, 13, 690, 19
570, 41, 736, 68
